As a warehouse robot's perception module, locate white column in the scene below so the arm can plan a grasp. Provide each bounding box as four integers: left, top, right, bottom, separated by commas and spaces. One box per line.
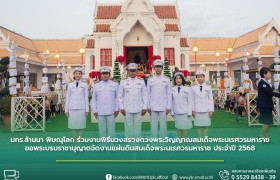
95, 37, 100, 70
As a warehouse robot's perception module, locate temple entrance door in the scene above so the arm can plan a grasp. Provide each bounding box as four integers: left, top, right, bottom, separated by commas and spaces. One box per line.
126, 47, 149, 74
125, 46, 151, 74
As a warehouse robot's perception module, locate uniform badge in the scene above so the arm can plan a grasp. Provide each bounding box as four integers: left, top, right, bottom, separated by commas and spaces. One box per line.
263, 84, 266, 88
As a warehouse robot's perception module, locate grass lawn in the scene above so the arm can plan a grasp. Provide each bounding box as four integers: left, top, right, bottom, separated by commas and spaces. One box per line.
0, 110, 248, 133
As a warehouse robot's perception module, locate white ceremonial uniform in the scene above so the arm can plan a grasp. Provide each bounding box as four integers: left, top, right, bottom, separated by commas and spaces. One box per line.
65, 80, 89, 129
92, 80, 119, 137
171, 85, 193, 130
118, 77, 147, 138
147, 74, 172, 138
191, 83, 214, 127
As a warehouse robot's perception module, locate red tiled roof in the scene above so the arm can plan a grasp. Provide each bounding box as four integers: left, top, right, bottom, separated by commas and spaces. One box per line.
180, 38, 189, 47
190, 54, 228, 63
46, 56, 82, 65
259, 45, 280, 55
86, 39, 95, 48
165, 24, 180, 32
95, 5, 177, 19
33, 39, 83, 53
191, 38, 236, 51
231, 46, 256, 59
154, 5, 177, 19
233, 24, 268, 49
95, 24, 111, 32
96, 5, 121, 19
17, 51, 42, 63
0, 26, 38, 52
0, 49, 10, 58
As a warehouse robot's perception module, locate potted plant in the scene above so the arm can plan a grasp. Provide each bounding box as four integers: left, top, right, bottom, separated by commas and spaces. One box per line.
0, 96, 12, 127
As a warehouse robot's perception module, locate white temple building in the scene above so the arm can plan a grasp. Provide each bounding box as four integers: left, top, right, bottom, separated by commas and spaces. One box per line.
84, 0, 190, 76
0, 0, 280, 91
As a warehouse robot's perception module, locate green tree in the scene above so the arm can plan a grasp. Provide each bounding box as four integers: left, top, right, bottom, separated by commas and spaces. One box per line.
113, 59, 121, 82
0, 56, 10, 90
163, 57, 171, 78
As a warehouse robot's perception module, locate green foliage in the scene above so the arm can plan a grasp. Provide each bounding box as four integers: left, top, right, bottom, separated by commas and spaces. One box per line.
0, 96, 11, 115
0, 57, 9, 66
270, 62, 280, 69
186, 81, 191, 86
0, 65, 7, 72
113, 59, 121, 82
0, 56, 10, 87
231, 86, 239, 91
163, 58, 171, 78
0, 87, 10, 97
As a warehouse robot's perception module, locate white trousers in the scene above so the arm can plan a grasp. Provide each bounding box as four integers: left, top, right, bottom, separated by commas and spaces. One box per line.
98, 115, 115, 138
125, 112, 142, 138
150, 111, 167, 138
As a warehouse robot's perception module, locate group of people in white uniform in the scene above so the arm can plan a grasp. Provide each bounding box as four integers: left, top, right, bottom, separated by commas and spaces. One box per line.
64, 59, 214, 141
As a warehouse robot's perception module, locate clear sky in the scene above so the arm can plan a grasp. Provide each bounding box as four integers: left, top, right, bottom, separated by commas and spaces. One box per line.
0, 0, 279, 39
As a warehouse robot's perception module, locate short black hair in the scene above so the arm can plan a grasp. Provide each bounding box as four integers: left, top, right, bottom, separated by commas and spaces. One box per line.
154, 65, 163, 69
174, 74, 186, 86
195, 74, 205, 78
260, 67, 271, 78
101, 72, 110, 75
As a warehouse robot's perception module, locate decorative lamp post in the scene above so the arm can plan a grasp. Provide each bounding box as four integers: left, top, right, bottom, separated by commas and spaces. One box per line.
23, 50, 30, 95
227, 47, 233, 77
224, 60, 229, 89
54, 49, 62, 91
192, 46, 199, 72
79, 47, 86, 79
61, 59, 67, 91
242, 50, 251, 92
255, 50, 262, 79
41, 45, 50, 94
216, 51, 221, 88
273, 38, 280, 89
9, 42, 17, 95
211, 61, 216, 85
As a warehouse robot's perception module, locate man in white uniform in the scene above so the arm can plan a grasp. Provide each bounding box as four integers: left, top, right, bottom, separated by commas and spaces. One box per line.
65, 67, 89, 141
118, 63, 147, 138
92, 66, 119, 138
147, 59, 172, 138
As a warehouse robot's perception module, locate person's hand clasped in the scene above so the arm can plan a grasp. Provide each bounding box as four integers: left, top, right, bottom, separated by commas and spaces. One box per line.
141, 109, 147, 116
192, 111, 196, 118
166, 109, 171, 115
120, 109, 126, 116
94, 112, 98, 119
114, 111, 119, 117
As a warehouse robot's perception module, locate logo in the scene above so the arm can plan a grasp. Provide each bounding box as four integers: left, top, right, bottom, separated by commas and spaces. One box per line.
3, 170, 19, 180
219, 170, 229, 180
105, 174, 112, 180
172, 174, 178, 180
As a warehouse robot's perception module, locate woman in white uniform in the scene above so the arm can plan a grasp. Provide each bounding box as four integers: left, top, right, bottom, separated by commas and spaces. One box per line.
65, 67, 89, 142
192, 70, 214, 138
171, 72, 193, 138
